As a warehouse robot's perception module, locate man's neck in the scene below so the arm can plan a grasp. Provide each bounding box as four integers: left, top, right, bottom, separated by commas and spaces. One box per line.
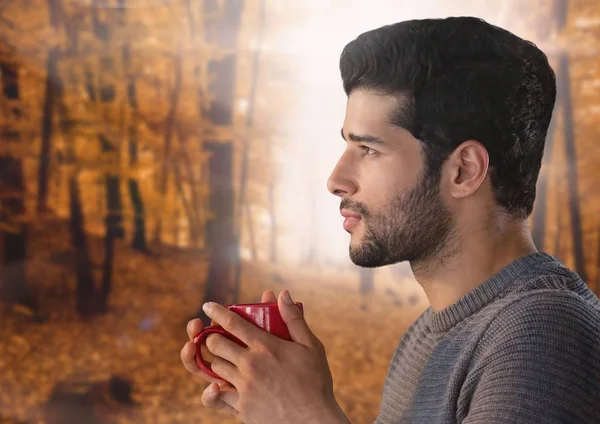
412, 218, 537, 312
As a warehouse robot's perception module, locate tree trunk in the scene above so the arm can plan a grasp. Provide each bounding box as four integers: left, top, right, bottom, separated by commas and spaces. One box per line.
100, 141, 125, 242
558, 52, 587, 282
245, 203, 257, 260
37, 0, 64, 215
122, 42, 148, 252
0, 60, 31, 308
268, 177, 278, 264
152, 52, 182, 245
553, 220, 562, 259
184, 0, 206, 122
179, 133, 203, 247
183, 0, 208, 247
127, 118, 147, 253
93, 3, 124, 313
232, 0, 265, 303
553, 173, 563, 258
99, 173, 120, 313
172, 153, 200, 246
173, 207, 181, 245
553, 0, 568, 33
96, 177, 104, 214
531, 98, 558, 250
128, 175, 147, 251
306, 181, 317, 264
200, 142, 236, 323
54, 0, 98, 318
69, 176, 96, 318
596, 220, 600, 294
0, 155, 29, 307
38, 47, 60, 215
57, 82, 97, 318
196, 0, 244, 325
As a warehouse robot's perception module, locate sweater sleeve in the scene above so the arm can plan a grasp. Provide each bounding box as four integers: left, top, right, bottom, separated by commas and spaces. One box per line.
463, 291, 600, 424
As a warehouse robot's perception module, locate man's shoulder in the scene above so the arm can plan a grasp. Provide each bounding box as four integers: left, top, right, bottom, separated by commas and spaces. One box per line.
490, 254, 600, 324
482, 288, 600, 347
499, 288, 599, 320
509, 253, 586, 291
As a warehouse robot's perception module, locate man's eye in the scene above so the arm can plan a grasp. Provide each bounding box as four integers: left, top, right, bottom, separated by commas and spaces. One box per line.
360, 146, 377, 155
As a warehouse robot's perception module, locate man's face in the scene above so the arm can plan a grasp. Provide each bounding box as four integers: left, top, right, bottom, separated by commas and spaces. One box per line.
327, 89, 455, 268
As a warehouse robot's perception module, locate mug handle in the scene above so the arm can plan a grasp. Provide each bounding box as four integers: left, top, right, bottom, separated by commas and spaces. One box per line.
193, 326, 246, 381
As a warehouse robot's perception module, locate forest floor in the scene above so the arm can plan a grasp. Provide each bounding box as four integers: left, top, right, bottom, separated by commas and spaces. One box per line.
0, 218, 428, 424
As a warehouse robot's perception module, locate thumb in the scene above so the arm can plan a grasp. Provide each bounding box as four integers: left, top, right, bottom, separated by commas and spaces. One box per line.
278, 290, 314, 346
202, 383, 239, 416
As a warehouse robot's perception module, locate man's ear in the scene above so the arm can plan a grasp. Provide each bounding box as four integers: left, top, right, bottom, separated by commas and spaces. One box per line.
445, 140, 489, 199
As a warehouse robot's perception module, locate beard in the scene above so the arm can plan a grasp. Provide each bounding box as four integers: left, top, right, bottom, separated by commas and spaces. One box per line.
343, 166, 456, 269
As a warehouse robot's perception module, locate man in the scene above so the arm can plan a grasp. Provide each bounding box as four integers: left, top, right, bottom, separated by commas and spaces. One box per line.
181, 17, 600, 423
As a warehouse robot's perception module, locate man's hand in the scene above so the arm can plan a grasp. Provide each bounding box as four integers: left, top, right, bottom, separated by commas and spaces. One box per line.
180, 290, 278, 414
180, 290, 349, 424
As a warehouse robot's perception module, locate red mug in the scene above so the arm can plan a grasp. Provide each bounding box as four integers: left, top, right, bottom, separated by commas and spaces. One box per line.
194, 302, 304, 381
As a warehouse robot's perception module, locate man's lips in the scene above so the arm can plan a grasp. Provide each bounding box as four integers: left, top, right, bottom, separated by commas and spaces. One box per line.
340, 209, 361, 219
340, 209, 361, 231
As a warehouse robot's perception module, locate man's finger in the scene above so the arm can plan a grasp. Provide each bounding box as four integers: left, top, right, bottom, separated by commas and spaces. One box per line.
180, 341, 204, 376
202, 383, 239, 416
180, 341, 221, 384
261, 289, 277, 303
205, 333, 246, 366
202, 302, 263, 346
211, 357, 241, 388
218, 385, 240, 410
186, 318, 204, 341
278, 290, 315, 347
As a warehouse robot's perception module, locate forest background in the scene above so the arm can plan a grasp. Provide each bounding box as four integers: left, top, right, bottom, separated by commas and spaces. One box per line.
1, 0, 599, 423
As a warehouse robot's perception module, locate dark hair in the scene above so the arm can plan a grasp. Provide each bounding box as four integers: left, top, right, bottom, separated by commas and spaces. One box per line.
339, 17, 556, 218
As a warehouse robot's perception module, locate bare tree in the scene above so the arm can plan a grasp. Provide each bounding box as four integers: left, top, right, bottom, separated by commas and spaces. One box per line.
232, 0, 266, 302
175, 123, 204, 247
42, 0, 99, 318
552, 174, 563, 258
68, 169, 97, 319
530, 0, 568, 251
531, 104, 558, 250
268, 175, 278, 264
558, 52, 587, 282
305, 172, 318, 265
152, 50, 182, 245
197, 0, 244, 325
37, 0, 63, 215
121, 4, 148, 252
88, 1, 127, 313
596, 220, 600, 292
245, 203, 258, 259
0, 56, 32, 308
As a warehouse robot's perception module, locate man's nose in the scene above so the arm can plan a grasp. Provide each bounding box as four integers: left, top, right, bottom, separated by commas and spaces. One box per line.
327, 156, 357, 198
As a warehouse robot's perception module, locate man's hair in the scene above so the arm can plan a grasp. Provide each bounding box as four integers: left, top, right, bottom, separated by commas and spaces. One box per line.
339, 17, 557, 218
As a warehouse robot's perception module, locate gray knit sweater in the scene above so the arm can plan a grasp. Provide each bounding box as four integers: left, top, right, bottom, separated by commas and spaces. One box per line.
375, 252, 600, 424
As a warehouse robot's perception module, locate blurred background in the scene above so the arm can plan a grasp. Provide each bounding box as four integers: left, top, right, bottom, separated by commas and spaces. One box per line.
0, 0, 599, 423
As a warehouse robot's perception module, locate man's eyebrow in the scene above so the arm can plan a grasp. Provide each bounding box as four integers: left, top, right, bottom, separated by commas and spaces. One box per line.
341, 128, 388, 146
